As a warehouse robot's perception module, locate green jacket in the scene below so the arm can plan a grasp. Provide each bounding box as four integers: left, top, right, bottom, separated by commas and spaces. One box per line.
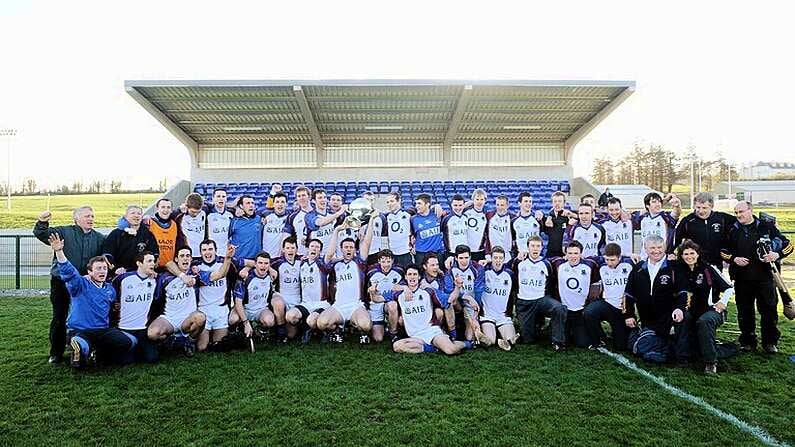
33, 221, 105, 278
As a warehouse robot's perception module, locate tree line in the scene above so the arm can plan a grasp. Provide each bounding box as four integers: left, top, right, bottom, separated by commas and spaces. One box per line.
0, 177, 169, 196
591, 142, 738, 192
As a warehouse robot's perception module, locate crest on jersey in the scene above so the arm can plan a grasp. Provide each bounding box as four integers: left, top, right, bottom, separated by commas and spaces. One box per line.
309, 267, 314, 273
696, 273, 704, 285
392, 278, 398, 283
581, 269, 586, 275
656, 222, 661, 227
594, 233, 599, 239
504, 279, 509, 285
659, 274, 670, 285
712, 223, 722, 232
467, 274, 472, 280
623, 222, 627, 228
402, 215, 407, 220
137, 242, 147, 252
346, 264, 350, 270
622, 267, 628, 274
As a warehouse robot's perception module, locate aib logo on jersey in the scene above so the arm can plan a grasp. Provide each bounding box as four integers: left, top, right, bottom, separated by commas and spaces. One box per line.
404, 304, 426, 315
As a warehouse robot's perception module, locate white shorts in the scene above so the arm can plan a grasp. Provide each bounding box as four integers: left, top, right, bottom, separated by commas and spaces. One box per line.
297, 300, 330, 316
480, 313, 513, 328
332, 301, 365, 323
412, 326, 444, 345
245, 307, 268, 323
369, 302, 385, 323
200, 304, 229, 331
161, 314, 188, 333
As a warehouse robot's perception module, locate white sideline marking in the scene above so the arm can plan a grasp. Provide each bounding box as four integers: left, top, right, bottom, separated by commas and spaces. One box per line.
597, 348, 790, 447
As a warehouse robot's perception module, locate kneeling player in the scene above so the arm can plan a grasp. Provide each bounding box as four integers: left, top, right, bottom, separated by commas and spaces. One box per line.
316, 216, 378, 343
473, 247, 518, 350
390, 265, 476, 355
583, 243, 633, 350
286, 239, 331, 343
112, 251, 160, 364
194, 240, 239, 351
549, 241, 601, 348
444, 245, 485, 341
229, 252, 284, 342
417, 254, 456, 339
366, 249, 404, 343
148, 246, 208, 356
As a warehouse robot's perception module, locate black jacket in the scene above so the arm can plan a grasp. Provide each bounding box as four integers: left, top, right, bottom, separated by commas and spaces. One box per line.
623, 258, 688, 337
674, 211, 735, 267
679, 261, 732, 318
33, 221, 105, 277
102, 226, 159, 273
721, 217, 791, 282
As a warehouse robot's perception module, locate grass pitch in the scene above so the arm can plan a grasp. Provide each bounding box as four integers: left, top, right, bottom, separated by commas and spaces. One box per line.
0, 297, 792, 446
0, 193, 161, 229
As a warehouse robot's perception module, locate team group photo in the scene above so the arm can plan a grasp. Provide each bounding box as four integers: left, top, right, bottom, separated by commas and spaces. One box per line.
2, 2, 795, 446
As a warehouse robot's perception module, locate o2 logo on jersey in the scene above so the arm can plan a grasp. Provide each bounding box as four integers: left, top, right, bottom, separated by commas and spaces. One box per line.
467, 217, 480, 228
566, 277, 582, 294
391, 222, 402, 232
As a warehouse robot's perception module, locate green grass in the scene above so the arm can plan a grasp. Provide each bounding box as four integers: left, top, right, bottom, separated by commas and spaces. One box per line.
0, 193, 162, 229
0, 275, 49, 289
0, 297, 793, 446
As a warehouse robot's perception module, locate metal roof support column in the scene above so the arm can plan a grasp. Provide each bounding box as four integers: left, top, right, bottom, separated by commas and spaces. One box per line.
293, 85, 325, 167
125, 86, 199, 168
563, 85, 635, 163
443, 85, 472, 168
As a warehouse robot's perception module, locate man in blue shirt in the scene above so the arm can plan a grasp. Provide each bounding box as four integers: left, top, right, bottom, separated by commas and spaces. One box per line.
229, 195, 263, 260
411, 193, 445, 269
49, 234, 135, 369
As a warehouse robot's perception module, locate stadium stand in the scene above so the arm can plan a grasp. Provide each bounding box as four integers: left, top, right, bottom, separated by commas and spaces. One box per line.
194, 180, 570, 213
126, 80, 633, 209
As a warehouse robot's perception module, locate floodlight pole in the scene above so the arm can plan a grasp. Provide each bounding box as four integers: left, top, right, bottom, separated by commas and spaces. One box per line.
0, 129, 16, 210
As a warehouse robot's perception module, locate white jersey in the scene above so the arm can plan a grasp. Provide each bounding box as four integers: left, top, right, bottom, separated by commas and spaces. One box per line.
601, 217, 633, 257
305, 209, 337, 251
463, 206, 488, 252
158, 273, 199, 325
512, 214, 541, 254
285, 208, 312, 256
299, 258, 329, 303
597, 256, 634, 310
195, 258, 228, 307
550, 258, 600, 311
114, 272, 157, 331
442, 213, 468, 252
487, 211, 513, 261
386, 209, 412, 256
329, 257, 366, 306
273, 257, 301, 306
567, 222, 606, 258
179, 211, 207, 255
482, 266, 513, 319
235, 273, 273, 314
392, 286, 441, 337
635, 211, 677, 259
366, 266, 404, 297
514, 258, 551, 301
261, 211, 289, 258
206, 207, 233, 253
361, 215, 387, 256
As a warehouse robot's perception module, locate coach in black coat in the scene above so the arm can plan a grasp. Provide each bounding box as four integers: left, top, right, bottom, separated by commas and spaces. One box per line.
674, 192, 735, 269
623, 235, 688, 339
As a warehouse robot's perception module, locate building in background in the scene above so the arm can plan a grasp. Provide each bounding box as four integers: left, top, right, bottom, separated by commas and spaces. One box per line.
714, 180, 795, 206
741, 162, 795, 180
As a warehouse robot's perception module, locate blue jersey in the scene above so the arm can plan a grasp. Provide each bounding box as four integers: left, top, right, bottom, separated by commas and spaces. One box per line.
410, 212, 444, 253
59, 260, 116, 331
229, 214, 263, 260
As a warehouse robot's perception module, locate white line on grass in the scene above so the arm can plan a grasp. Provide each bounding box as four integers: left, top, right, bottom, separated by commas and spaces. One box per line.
597, 347, 790, 447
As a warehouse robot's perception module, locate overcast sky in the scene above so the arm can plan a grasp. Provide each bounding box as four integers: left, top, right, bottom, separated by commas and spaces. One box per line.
1, 1, 794, 189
